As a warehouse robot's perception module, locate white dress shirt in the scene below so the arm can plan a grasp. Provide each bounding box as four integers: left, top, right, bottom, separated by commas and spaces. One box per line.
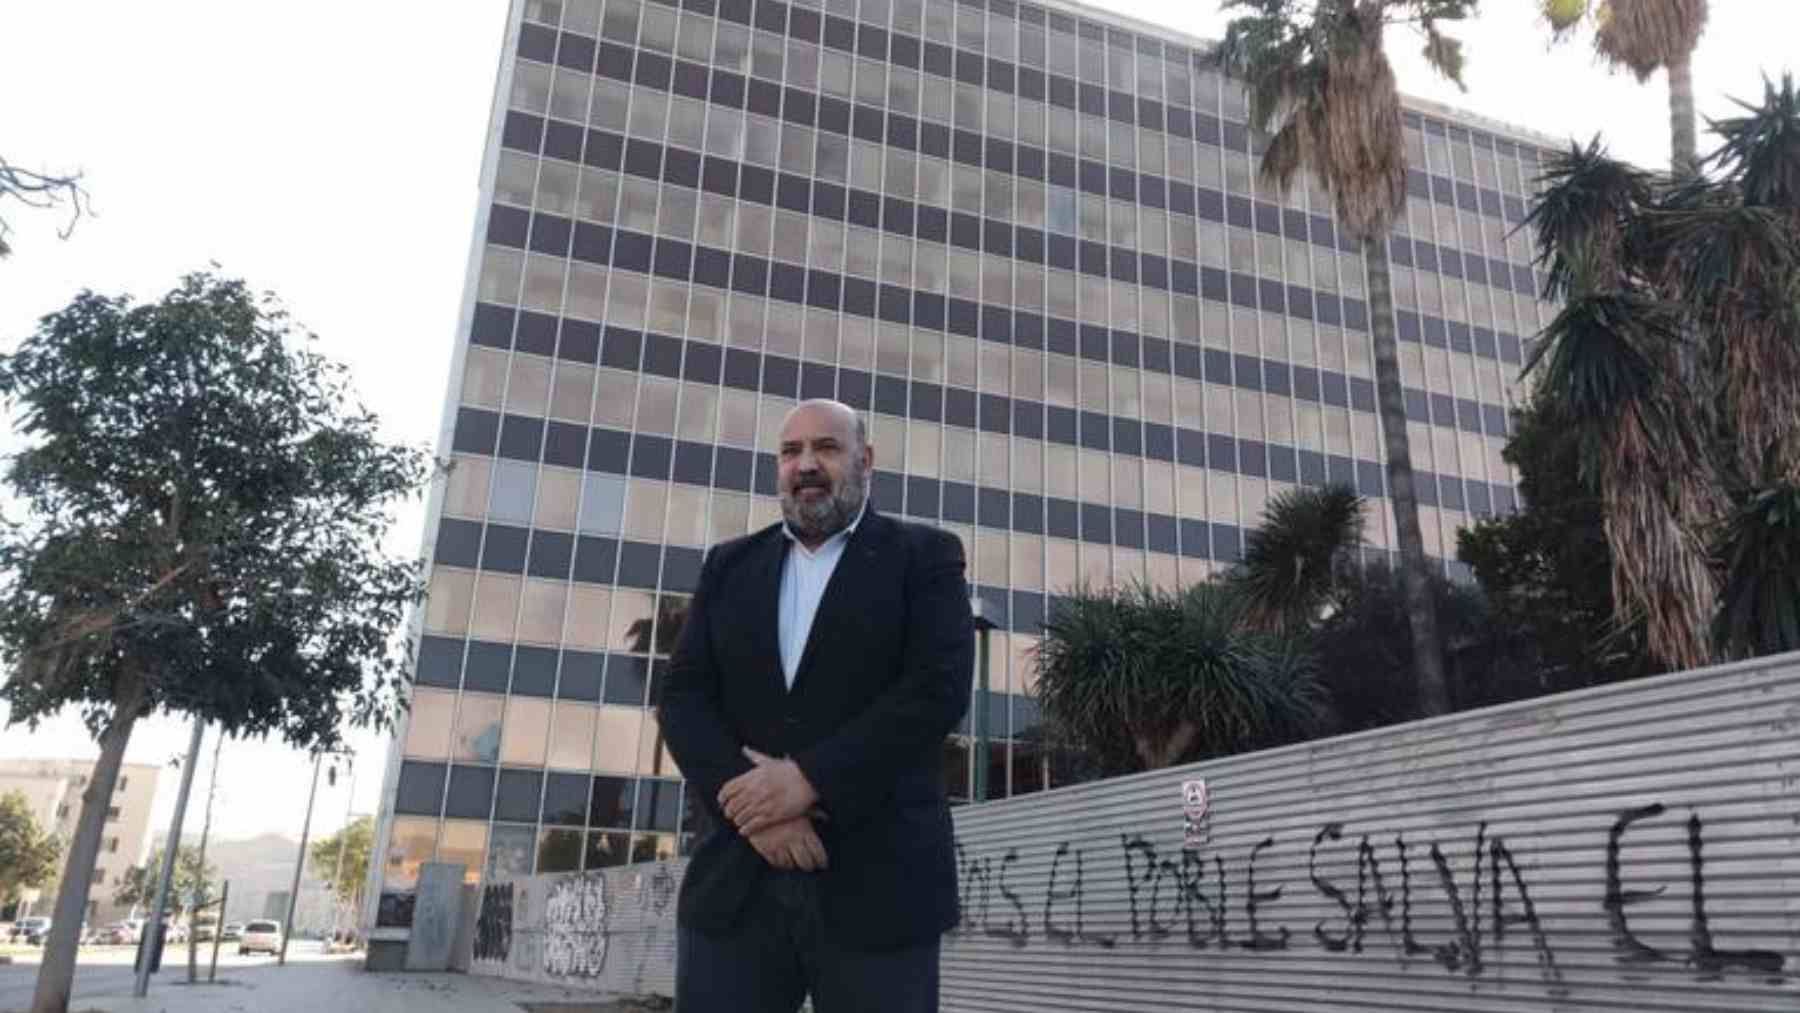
777, 499, 867, 689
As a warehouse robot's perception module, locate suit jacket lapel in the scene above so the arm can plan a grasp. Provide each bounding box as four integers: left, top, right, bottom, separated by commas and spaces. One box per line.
788, 510, 887, 698
750, 528, 788, 699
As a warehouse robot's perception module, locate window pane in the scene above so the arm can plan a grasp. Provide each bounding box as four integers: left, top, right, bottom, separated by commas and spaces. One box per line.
500, 696, 552, 766
585, 830, 633, 869
452, 693, 506, 763
470, 573, 521, 642
578, 473, 627, 535
424, 569, 475, 635
564, 586, 612, 651
489, 460, 539, 525
404, 688, 457, 760
444, 455, 492, 519
486, 823, 537, 881
593, 706, 643, 774
548, 701, 598, 770
383, 817, 438, 892
439, 821, 488, 885
537, 829, 584, 874
517, 578, 567, 645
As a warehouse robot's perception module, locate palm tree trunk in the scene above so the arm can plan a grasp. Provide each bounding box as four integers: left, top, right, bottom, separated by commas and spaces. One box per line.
1362, 236, 1451, 716
32, 671, 147, 1013
1667, 50, 1699, 179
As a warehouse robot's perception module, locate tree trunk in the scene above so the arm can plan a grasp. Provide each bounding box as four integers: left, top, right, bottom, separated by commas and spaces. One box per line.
1362, 236, 1451, 716
1667, 51, 1699, 180
1136, 721, 1199, 770
31, 672, 146, 1013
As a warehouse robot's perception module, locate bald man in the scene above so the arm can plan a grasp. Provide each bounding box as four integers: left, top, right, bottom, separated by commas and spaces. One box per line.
659, 399, 973, 1013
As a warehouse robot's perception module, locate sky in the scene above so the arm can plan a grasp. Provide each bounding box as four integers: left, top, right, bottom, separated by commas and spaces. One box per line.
1, 1, 1796, 847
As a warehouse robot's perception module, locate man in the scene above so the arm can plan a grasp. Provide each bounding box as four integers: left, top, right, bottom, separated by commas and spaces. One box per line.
659, 398, 973, 1013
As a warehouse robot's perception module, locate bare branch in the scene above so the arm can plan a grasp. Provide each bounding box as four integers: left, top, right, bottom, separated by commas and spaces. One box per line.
0, 157, 93, 256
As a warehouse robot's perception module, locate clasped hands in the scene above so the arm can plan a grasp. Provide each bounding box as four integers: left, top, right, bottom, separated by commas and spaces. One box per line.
720, 747, 828, 872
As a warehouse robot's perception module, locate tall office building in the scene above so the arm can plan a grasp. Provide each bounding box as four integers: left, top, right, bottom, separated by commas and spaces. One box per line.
365, 0, 1557, 933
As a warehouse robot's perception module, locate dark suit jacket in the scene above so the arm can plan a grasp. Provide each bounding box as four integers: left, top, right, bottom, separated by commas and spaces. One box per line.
658, 507, 973, 950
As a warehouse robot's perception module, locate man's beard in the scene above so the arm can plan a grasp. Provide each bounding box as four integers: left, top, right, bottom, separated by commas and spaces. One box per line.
780, 459, 868, 542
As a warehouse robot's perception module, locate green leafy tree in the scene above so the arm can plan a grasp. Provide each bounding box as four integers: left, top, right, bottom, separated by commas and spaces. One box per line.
1541, 0, 1710, 177
1456, 399, 1661, 690
1523, 77, 1800, 667
112, 846, 217, 915
308, 815, 375, 911
1308, 565, 1495, 729
1033, 582, 1327, 774
0, 791, 61, 907
0, 272, 429, 1013
1216, 0, 1478, 716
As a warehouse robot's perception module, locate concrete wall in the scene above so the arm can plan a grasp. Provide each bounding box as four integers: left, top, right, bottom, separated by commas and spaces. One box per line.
467, 859, 683, 999
405, 862, 467, 971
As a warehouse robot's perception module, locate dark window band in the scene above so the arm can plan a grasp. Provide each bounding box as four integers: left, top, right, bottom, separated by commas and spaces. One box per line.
522, 14, 1543, 230
481, 203, 1521, 433
508, 62, 1540, 299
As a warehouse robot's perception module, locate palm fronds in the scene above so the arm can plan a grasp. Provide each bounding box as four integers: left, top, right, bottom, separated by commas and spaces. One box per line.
1031, 582, 1328, 773
1712, 483, 1800, 659
1234, 484, 1366, 632
1707, 73, 1800, 212
1521, 138, 1655, 300
1593, 0, 1709, 82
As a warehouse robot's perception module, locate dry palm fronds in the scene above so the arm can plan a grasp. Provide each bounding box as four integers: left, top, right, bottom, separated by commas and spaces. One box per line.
1595, 0, 1709, 81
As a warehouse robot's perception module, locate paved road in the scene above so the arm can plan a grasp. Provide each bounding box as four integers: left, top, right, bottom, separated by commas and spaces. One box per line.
0, 948, 638, 1012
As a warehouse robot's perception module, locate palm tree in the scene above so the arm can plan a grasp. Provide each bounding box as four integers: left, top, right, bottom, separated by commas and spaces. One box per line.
1032, 582, 1327, 774
1542, 0, 1710, 177
1713, 483, 1800, 660
1525, 76, 1800, 667
1233, 484, 1366, 633
1216, 0, 1475, 716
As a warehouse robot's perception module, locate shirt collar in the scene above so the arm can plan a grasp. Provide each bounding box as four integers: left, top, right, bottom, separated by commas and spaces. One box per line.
782, 495, 868, 554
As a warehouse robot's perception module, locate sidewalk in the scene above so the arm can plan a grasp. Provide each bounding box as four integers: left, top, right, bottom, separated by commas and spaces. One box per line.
1, 953, 657, 1013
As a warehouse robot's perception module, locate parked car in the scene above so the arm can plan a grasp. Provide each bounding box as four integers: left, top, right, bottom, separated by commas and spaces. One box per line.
10, 917, 52, 945
238, 920, 282, 956
99, 920, 142, 945
220, 922, 244, 941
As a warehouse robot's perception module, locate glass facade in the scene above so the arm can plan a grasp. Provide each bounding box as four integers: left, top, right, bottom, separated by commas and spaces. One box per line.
372, 0, 1558, 910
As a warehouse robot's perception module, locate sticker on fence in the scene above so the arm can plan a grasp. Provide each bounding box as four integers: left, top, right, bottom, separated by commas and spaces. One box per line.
1182, 778, 1210, 846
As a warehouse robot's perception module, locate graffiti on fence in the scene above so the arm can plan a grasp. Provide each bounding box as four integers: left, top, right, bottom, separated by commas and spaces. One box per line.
542, 873, 610, 978
473, 882, 513, 963
951, 802, 1792, 997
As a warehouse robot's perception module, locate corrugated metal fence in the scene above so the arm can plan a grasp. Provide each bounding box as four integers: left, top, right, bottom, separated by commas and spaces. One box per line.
941, 652, 1800, 1012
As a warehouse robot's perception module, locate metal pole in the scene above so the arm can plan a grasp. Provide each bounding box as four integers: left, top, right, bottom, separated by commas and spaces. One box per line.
208, 881, 228, 982
134, 717, 206, 998
279, 755, 323, 966
189, 728, 224, 982
969, 596, 996, 804
325, 760, 356, 950
973, 625, 990, 802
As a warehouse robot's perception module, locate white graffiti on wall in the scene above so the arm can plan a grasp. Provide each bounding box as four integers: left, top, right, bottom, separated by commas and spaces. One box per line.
543, 873, 610, 978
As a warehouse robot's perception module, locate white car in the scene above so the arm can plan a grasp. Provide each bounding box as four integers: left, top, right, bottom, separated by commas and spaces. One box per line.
238, 919, 282, 956
9, 917, 52, 945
